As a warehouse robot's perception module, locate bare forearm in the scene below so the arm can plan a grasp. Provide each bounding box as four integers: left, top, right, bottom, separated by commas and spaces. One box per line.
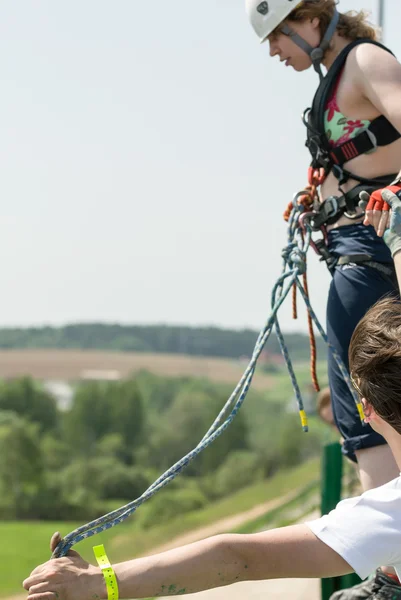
113, 534, 249, 598
23, 526, 351, 599
103, 526, 351, 598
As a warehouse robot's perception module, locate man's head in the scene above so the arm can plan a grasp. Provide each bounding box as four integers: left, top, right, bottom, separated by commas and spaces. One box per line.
349, 296, 401, 435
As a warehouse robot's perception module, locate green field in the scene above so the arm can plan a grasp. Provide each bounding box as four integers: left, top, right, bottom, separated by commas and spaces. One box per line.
0, 458, 320, 597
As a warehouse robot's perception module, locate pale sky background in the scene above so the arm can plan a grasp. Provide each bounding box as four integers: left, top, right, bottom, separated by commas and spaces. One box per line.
0, 0, 400, 332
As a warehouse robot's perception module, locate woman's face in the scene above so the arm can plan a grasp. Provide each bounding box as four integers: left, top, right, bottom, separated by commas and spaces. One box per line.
268, 18, 321, 72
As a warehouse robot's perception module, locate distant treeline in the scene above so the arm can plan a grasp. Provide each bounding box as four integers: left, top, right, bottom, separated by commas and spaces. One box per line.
0, 324, 326, 360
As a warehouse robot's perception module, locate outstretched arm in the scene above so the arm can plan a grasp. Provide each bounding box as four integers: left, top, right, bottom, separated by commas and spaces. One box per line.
23, 525, 351, 600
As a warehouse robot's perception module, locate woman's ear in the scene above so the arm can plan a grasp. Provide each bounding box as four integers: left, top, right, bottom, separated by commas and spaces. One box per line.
311, 17, 320, 31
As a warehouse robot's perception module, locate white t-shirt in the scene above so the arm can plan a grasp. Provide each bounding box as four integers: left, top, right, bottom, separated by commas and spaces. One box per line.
306, 475, 401, 580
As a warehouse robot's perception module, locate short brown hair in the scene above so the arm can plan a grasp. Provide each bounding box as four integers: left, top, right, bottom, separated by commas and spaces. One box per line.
288, 0, 378, 42
349, 296, 401, 434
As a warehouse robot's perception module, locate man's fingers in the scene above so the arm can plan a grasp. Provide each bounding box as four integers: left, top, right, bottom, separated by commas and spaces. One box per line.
23, 564, 48, 585
28, 583, 56, 595
50, 532, 62, 553
23, 573, 49, 591
27, 593, 57, 600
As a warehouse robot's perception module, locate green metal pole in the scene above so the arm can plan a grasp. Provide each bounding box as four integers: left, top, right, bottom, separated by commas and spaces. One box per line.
320, 442, 361, 599
320, 442, 343, 600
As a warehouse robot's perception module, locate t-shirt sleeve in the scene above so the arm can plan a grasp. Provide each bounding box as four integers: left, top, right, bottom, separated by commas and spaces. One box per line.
305, 490, 401, 580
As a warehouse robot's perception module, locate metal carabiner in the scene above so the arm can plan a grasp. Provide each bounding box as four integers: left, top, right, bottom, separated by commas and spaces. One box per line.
299, 211, 328, 256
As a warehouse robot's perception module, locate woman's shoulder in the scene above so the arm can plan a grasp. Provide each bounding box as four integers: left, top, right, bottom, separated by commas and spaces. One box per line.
345, 40, 398, 73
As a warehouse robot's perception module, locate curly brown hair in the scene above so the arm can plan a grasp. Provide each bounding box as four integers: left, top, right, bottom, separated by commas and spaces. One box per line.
349, 296, 401, 434
287, 0, 378, 42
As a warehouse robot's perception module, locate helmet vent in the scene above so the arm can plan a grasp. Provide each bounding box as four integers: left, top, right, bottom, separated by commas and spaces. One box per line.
257, 2, 269, 16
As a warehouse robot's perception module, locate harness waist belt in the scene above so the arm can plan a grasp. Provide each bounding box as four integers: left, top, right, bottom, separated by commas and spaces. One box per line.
311, 185, 373, 229
337, 254, 395, 277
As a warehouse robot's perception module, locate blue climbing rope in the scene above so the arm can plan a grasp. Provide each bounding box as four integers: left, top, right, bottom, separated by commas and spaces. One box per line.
52, 199, 360, 558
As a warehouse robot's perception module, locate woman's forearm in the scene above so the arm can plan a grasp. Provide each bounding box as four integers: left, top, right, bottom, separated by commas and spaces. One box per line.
113, 534, 248, 598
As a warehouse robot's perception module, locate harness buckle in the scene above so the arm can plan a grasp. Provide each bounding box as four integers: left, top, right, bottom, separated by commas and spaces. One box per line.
364, 129, 378, 155
311, 195, 339, 228
299, 212, 337, 274
322, 196, 338, 220
332, 164, 349, 186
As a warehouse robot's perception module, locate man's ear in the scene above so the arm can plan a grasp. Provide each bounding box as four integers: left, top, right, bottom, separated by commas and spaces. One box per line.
362, 398, 374, 423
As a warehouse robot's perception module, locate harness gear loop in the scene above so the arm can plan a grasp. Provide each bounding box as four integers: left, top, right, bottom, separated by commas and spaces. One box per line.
284, 168, 325, 223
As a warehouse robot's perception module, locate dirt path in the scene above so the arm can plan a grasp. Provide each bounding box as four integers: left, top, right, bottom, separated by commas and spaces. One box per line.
135, 486, 310, 556
178, 576, 321, 600
157, 511, 321, 600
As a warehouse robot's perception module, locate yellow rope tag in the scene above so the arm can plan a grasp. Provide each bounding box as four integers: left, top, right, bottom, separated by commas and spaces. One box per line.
299, 409, 308, 429
356, 402, 365, 422
93, 544, 119, 600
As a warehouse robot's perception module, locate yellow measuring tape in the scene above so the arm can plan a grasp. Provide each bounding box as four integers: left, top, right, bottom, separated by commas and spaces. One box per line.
93, 544, 119, 600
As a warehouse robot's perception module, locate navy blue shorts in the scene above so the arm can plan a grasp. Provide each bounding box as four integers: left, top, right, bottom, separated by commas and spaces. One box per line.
326, 223, 399, 462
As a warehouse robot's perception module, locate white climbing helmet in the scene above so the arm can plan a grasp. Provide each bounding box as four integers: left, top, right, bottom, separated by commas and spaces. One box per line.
245, 0, 303, 43
245, 0, 339, 79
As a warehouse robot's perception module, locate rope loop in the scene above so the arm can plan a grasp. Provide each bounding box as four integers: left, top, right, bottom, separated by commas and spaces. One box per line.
289, 248, 307, 274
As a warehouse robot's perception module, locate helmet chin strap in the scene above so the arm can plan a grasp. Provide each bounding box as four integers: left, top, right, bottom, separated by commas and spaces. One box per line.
280, 9, 339, 80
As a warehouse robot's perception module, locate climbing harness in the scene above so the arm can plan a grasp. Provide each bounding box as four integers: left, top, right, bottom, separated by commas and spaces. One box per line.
305, 38, 401, 193
311, 184, 381, 229
52, 196, 363, 559
290, 37, 401, 278
286, 169, 397, 281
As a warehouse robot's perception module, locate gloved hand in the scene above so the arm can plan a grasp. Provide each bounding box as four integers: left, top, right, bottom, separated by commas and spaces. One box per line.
382, 188, 401, 258
359, 184, 401, 237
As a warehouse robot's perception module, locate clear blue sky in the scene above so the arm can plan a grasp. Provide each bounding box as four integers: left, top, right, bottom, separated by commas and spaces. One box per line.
0, 0, 399, 331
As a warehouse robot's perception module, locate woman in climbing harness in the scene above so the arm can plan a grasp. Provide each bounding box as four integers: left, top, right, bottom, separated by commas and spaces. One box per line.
246, 3, 401, 483
20, 191, 401, 598
246, 2, 401, 596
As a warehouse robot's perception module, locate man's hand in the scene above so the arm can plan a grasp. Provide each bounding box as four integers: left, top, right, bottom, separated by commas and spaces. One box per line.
22, 531, 105, 600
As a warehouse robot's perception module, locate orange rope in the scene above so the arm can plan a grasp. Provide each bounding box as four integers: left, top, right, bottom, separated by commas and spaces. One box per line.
292, 281, 297, 320
285, 168, 325, 391
283, 167, 326, 222
302, 270, 320, 392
